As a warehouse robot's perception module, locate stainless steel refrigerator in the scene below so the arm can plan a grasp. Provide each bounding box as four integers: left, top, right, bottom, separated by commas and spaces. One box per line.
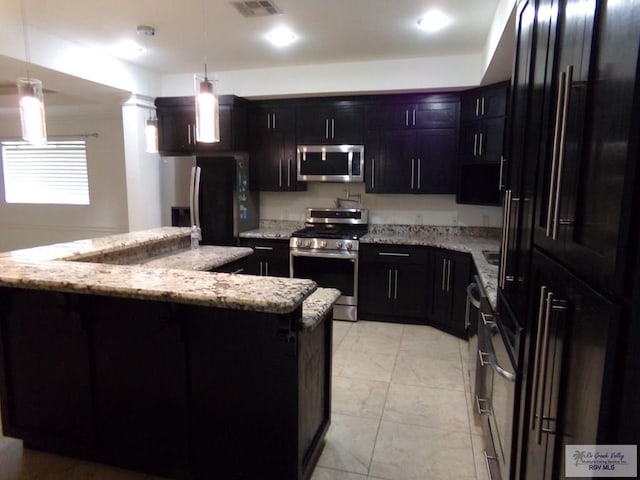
186, 153, 259, 246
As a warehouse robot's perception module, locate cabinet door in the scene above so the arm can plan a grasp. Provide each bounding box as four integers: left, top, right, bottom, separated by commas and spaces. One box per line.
393, 264, 428, 319
157, 106, 195, 155
297, 104, 364, 144
429, 251, 452, 327
250, 106, 299, 192
428, 250, 471, 337
460, 121, 483, 162
358, 263, 395, 318
367, 102, 415, 130
90, 297, 188, 475
523, 249, 617, 480
461, 84, 509, 121
414, 101, 459, 129
376, 130, 415, 193
479, 117, 505, 163
0, 290, 92, 447
238, 239, 290, 277
416, 129, 456, 194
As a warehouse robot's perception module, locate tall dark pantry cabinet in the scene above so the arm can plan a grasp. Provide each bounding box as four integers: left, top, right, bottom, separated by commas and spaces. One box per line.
499, 0, 640, 479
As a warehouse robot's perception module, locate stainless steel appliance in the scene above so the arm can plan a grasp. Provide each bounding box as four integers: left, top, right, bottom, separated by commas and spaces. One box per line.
188, 154, 259, 246
290, 208, 368, 321
296, 145, 364, 182
474, 290, 520, 480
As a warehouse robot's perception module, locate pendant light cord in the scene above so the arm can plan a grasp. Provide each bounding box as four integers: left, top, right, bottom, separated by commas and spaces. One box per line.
20, 0, 31, 79
202, 0, 208, 80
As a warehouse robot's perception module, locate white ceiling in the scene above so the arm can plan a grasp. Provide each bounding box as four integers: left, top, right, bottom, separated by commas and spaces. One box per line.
6, 0, 501, 74
0, 0, 515, 112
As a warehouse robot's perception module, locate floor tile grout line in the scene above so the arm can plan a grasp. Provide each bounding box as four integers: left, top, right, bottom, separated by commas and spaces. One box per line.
364, 320, 405, 476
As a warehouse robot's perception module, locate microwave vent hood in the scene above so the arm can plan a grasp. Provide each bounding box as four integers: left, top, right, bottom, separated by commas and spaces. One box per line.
297, 145, 364, 183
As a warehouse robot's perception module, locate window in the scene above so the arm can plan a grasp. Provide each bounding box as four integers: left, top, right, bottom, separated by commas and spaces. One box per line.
1, 140, 90, 205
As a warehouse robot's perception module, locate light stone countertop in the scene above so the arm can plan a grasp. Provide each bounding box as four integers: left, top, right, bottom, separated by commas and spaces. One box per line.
301, 288, 341, 331
0, 228, 317, 315
137, 246, 253, 271
239, 225, 501, 310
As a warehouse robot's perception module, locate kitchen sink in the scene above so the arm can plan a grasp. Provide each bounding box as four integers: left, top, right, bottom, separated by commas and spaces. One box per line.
482, 250, 501, 266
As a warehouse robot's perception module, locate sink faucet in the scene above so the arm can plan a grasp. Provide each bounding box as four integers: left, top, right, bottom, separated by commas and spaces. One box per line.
335, 190, 362, 208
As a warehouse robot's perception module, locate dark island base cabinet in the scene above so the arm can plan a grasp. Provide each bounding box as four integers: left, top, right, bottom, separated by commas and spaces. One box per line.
0, 288, 331, 480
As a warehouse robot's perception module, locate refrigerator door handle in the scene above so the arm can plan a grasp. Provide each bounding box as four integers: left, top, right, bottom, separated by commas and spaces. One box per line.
189, 166, 196, 227
193, 166, 202, 230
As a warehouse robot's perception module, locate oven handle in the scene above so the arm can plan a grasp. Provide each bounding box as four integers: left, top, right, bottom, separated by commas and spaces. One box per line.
290, 250, 358, 260
485, 325, 516, 382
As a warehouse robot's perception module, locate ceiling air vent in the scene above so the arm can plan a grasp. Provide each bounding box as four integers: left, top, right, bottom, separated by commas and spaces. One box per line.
230, 1, 281, 17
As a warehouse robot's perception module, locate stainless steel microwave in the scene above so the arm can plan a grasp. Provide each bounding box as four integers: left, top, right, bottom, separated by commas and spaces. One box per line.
297, 145, 364, 182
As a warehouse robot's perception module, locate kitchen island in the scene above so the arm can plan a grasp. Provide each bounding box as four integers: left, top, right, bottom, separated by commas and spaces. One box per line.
0, 228, 335, 480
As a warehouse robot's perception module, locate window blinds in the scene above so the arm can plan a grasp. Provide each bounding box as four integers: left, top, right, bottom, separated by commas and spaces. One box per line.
1, 140, 90, 205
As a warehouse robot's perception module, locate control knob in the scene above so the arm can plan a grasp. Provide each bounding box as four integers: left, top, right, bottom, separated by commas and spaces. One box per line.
304, 240, 312, 248
346, 242, 353, 250
336, 241, 343, 249
320, 240, 327, 248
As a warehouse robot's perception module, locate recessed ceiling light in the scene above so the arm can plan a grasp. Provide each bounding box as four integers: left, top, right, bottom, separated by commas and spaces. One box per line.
112, 40, 146, 59
267, 27, 296, 47
417, 10, 451, 33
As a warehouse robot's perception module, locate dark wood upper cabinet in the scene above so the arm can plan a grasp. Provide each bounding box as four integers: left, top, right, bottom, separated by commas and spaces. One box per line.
296, 103, 365, 144
155, 95, 247, 156
461, 83, 509, 121
368, 98, 459, 130
248, 102, 305, 192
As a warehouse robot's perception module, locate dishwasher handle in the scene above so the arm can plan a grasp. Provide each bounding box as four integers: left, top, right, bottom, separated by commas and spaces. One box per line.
467, 282, 481, 309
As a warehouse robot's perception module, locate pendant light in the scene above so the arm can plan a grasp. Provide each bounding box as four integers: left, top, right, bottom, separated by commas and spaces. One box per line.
195, 64, 220, 143
17, 0, 47, 145
194, 0, 219, 143
145, 115, 158, 153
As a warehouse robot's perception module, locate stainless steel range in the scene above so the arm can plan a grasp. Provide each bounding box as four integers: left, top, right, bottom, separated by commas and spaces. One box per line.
290, 208, 369, 321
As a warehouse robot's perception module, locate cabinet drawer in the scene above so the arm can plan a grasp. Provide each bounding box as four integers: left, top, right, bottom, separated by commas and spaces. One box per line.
360, 244, 428, 265
238, 238, 289, 257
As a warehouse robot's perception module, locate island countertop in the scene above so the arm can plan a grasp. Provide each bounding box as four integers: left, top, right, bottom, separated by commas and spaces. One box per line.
0, 228, 316, 314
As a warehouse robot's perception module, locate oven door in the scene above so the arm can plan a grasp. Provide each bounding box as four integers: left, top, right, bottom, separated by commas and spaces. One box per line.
290, 249, 358, 321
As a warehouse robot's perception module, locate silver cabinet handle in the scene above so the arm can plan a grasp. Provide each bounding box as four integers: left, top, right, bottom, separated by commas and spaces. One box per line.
546, 70, 568, 238
187, 124, 192, 145
481, 96, 486, 116
387, 269, 392, 299
378, 252, 410, 257
254, 246, 273, 251
484, 451, 498, 480
412, 109, 416, 126
287, 158, 291, 188
476, 396, 491, 415
475, 98, 480, 117
265, 261, 269, 276
417, 159, 421, 190
465, 294, 470, 329
473, 133, 478, 156
394, 269, 398, 300
480, 311, 494, 325
479, 132, 484, 157
498, 155, 505, 190
278, 159, 283, 188
411, 159, 415, 189
535, 290, 554, 445
478, 349, 491, 367
441, 259, 447, 291
448, 259, 452, 292
551, 65, 574, 240
371, 158, 376, 190
499, 189, 512, 288
267, 113, 271, 129
259, 261, 263, 276
230, 268, 244, 275
325, 119, 329, 139
331, 119, 335, 139
530, 286, 547, 430
273, 113, 276, 130
405, 110, 409, 127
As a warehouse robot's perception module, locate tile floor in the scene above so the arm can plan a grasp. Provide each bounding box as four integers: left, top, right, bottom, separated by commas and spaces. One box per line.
0, 320, 488, 480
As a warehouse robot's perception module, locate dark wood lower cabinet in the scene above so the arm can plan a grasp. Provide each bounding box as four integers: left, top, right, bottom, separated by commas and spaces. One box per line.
0, 289, 92, 455
239, 238, 290, 277
428, 249, 471, 338
358, 245, 428, 323
0, 288, 331, 480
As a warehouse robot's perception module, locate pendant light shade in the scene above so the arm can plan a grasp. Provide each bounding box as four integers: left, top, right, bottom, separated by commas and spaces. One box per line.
195, 74, 219, 143
145, 116, 158, 153
17, 77, 47, 146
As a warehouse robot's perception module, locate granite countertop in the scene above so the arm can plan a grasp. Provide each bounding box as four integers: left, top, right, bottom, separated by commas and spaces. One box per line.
137, 246, 253, 271
240, 223, 500, 310
0, 228, 316, 315
302, 288, 341, 331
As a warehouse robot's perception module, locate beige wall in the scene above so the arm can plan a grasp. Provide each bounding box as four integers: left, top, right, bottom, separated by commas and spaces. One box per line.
258, 183, 502, 227
0, 108, 129, 251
